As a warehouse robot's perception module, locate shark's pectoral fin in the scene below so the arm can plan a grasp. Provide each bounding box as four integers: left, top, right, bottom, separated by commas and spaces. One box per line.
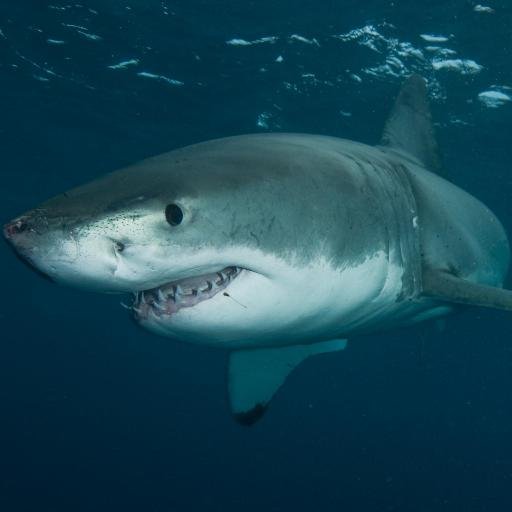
380, 74, 442, 172
228, 339, 347, 425
422, 267, 512, 312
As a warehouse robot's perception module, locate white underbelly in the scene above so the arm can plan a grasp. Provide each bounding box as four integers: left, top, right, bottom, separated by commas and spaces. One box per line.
142, 248, 421, 348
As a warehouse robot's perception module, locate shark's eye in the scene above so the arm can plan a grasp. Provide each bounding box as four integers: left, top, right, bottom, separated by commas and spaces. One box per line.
165, 204, 183, 226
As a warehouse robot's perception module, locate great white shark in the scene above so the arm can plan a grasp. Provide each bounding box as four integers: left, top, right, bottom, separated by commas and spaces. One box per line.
4, 75, 512, 424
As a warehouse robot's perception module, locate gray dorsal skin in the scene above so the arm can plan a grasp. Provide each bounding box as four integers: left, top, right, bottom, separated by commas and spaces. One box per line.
422, 268, 512, 311
381, 74, 441, 172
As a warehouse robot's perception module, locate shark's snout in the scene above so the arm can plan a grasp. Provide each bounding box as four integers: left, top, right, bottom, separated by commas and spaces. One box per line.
3, 211, 48, 244
3, 214, 56, 282
3, 212, 49, 249
5, 203, 182, 294
3, 216, 32, 241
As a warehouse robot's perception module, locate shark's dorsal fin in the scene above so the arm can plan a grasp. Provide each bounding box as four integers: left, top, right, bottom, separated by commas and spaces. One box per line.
381, 74, 441, 172
422, 267, 512, 311
228, 339, 347, 425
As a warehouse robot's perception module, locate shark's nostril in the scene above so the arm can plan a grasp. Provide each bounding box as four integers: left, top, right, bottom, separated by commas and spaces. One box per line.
3, 218, 28, 238
115, 241, 125, 252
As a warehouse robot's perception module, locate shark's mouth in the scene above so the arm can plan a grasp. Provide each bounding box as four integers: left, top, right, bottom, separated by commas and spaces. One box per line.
130, 266, 243, 320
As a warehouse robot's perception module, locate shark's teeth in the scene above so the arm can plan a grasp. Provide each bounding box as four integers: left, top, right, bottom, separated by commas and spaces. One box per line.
215, 272, 226, 285
200, 281, 213, 292
153, 301, 167, 311
130, 266, 243, 320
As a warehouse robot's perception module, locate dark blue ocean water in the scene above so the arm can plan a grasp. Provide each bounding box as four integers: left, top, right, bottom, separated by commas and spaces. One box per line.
1, 2, 512, 511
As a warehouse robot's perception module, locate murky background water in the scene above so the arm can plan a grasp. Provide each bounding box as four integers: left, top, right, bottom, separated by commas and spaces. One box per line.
1, 2, 511, 510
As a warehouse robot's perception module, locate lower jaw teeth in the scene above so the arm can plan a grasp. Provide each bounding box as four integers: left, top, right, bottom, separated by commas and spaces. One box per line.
153, 301, 167, 311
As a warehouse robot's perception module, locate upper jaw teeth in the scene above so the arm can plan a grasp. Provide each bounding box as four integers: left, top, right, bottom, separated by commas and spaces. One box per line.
130, 266, 243, 319
200, 281, 213, 292
216, 272, 226, 285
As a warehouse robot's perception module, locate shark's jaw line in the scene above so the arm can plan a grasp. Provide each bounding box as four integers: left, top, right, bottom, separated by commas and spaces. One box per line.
131, 265, 243, 321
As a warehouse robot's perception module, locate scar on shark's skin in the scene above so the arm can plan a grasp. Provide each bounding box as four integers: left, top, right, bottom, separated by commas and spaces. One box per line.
223, 292, 247, 309
4, 75, 512, 424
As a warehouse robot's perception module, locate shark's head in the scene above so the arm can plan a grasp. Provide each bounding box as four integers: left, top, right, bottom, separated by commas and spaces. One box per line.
4, 135, 393, 347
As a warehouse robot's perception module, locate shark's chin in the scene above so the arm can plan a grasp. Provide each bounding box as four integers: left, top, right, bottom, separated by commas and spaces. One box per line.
130, 266, 244, 321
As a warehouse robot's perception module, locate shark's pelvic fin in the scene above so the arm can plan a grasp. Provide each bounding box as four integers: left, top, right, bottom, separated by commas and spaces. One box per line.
422, 267, 512, 312
381, 74, 441, 172
228, 339, 347, 425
